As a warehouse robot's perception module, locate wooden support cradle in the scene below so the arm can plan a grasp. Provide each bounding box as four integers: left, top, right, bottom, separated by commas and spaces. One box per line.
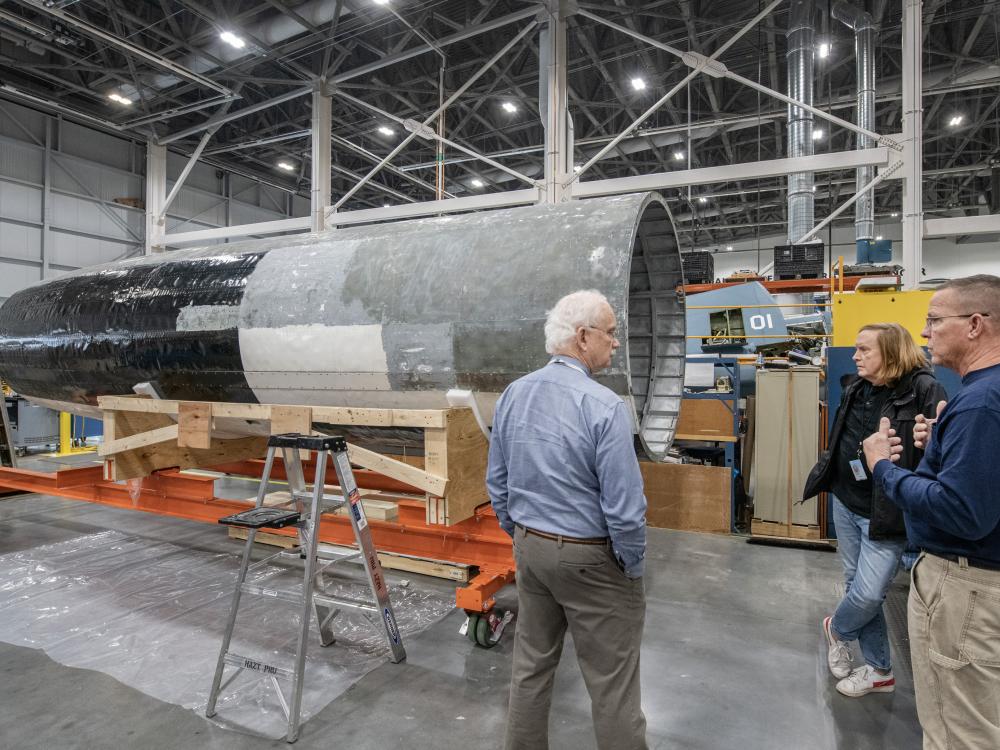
0, 396, 514, 614
97, 396, 489, 527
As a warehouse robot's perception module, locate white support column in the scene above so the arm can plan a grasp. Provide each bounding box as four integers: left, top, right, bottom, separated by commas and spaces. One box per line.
542, 0, 570, 203
145, 143, 167, 254
223, 172, 232, 244
311, 85, 333, 232
901, 0, 923, 289
40, 117, 54, 279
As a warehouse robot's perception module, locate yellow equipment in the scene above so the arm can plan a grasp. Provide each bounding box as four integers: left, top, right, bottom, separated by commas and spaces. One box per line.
831, 289, 934, 347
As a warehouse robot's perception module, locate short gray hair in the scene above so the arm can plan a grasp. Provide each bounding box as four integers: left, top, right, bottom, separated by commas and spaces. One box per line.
544, 289, 611, 354
938, 275, 1000, 322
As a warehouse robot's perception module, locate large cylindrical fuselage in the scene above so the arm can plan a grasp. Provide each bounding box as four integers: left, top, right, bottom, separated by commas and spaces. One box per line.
0, 192, 685, 458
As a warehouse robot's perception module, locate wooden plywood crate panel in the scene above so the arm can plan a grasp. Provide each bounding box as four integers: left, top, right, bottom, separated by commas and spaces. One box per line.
641, 462, 731, 534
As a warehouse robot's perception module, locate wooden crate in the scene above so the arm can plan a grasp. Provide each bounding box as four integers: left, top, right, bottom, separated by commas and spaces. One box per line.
641, 462, 731, 534
97, 396, 489, 526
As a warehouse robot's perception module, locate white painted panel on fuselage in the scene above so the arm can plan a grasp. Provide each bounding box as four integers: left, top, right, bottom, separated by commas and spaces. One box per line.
239, 324, 392, 398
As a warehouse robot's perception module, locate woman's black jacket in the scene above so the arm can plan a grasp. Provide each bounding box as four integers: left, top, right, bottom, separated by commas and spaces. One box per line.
802, 367, 947, 540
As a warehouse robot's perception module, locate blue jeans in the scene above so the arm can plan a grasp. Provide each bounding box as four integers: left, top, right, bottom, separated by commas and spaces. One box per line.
831, 496, 906, 671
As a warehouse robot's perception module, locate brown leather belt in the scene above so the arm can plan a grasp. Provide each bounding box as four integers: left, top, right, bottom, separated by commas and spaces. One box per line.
519, 525, 609, 546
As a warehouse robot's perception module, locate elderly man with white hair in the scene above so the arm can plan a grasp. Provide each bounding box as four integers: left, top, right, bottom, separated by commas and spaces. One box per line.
487, 289, 648, 750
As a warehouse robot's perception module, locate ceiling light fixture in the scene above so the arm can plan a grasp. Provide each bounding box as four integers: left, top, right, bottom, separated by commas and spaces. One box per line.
277, 161, 295, 171
373, 0, 390, 5
698, 197, 708, 204
377, 126, 395, 136
502, 101, 517, 113
948, 114, 964, 127
573, 165, 582, 172
672, 150, 685, 161
107, 93, 132, 105
725, 245, 734, 251
875, 235, 883, 241
630, 77, 646, 91
219, 31, 246, 49
818, 42, 831, 59
471, 179, 484, 188
890, 212, 899, 218
812, 129, 825, 140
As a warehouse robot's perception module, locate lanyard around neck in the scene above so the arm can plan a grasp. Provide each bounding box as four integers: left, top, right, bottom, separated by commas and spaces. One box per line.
551, 357, 589, 377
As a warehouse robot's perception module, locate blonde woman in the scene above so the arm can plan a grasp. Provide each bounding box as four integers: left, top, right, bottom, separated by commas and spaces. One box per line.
804, 323, 946, 697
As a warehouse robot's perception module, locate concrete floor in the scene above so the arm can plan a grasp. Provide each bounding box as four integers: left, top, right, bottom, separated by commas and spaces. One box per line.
0, 465, 922, 749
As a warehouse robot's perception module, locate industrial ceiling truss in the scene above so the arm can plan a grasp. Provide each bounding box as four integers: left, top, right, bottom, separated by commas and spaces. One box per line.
0, 0, 997, 259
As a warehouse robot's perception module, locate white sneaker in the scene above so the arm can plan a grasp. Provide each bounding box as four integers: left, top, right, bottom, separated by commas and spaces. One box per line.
836, 664, 896, 697
823, 616, 852, 678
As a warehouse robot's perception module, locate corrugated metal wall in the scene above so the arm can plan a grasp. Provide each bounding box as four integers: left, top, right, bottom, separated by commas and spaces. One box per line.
0, 99, 310, 302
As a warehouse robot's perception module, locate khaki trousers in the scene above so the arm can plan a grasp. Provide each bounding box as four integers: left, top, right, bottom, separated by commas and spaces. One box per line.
909, 552, 1000, 749
503, 525, 647, 750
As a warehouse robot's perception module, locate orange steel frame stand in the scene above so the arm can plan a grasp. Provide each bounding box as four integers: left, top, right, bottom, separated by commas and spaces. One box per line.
0, 458, 515, 614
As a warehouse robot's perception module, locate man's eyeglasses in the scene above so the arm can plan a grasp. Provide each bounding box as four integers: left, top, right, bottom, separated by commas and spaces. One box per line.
583, 325, 618, 340
924, 312, 990, 328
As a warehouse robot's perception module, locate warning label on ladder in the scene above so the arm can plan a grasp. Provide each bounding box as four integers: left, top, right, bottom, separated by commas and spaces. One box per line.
349, 489, 367, 530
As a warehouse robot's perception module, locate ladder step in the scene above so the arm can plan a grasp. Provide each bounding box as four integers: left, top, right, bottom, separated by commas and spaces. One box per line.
223, 651, 295, 680
290, 490, 346, 509
218, 507, 300, 529
240, 583, 378, 613
268, 433, 347, 451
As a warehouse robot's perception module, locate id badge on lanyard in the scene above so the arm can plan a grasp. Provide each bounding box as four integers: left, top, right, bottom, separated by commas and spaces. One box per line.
849, 455, 868, 481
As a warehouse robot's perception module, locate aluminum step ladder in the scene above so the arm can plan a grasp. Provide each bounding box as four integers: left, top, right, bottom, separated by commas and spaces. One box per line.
206, 433, 405, 743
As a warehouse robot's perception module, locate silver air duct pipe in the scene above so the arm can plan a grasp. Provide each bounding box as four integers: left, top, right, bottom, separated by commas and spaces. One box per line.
833, 1, 876, 250
786, 0, 816, 243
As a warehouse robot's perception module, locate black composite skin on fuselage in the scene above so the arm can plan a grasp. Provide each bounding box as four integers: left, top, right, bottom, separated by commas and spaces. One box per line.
0, 251, 267, 406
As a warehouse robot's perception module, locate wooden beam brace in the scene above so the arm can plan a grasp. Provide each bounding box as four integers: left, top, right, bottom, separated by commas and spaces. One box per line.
98, 424, 179, 457
346, 443, 449, 497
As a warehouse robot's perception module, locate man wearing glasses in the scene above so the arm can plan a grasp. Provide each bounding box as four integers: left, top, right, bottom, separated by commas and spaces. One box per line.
863, 275, 1000, 749
487, 289, 648, 750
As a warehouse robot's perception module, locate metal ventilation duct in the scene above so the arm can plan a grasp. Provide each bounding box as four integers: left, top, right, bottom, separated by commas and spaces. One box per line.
0, 193, 686, 460
786, 0, 816, 243
832, 0, 876, 249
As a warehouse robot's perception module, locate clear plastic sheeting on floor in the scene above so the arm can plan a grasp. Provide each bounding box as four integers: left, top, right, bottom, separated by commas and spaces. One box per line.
0, 529, 453, 739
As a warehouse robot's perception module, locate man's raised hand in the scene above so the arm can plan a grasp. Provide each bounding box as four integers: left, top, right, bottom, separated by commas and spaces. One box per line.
863, 417, 903, 472
914, 400, 947, 450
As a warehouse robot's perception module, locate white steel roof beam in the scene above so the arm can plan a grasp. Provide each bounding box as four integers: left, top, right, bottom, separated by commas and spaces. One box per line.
333, 18, 539, 210
14, 0, 234, 96
565, 0, 785, 189
572, 148, 891, 198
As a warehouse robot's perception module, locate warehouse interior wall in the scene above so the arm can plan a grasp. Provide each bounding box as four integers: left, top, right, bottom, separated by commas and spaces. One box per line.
703, 221, 994, 282
0, 99, 310, 303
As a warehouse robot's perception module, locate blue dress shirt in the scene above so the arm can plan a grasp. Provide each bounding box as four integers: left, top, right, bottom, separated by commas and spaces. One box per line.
487, 356, 647, 578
